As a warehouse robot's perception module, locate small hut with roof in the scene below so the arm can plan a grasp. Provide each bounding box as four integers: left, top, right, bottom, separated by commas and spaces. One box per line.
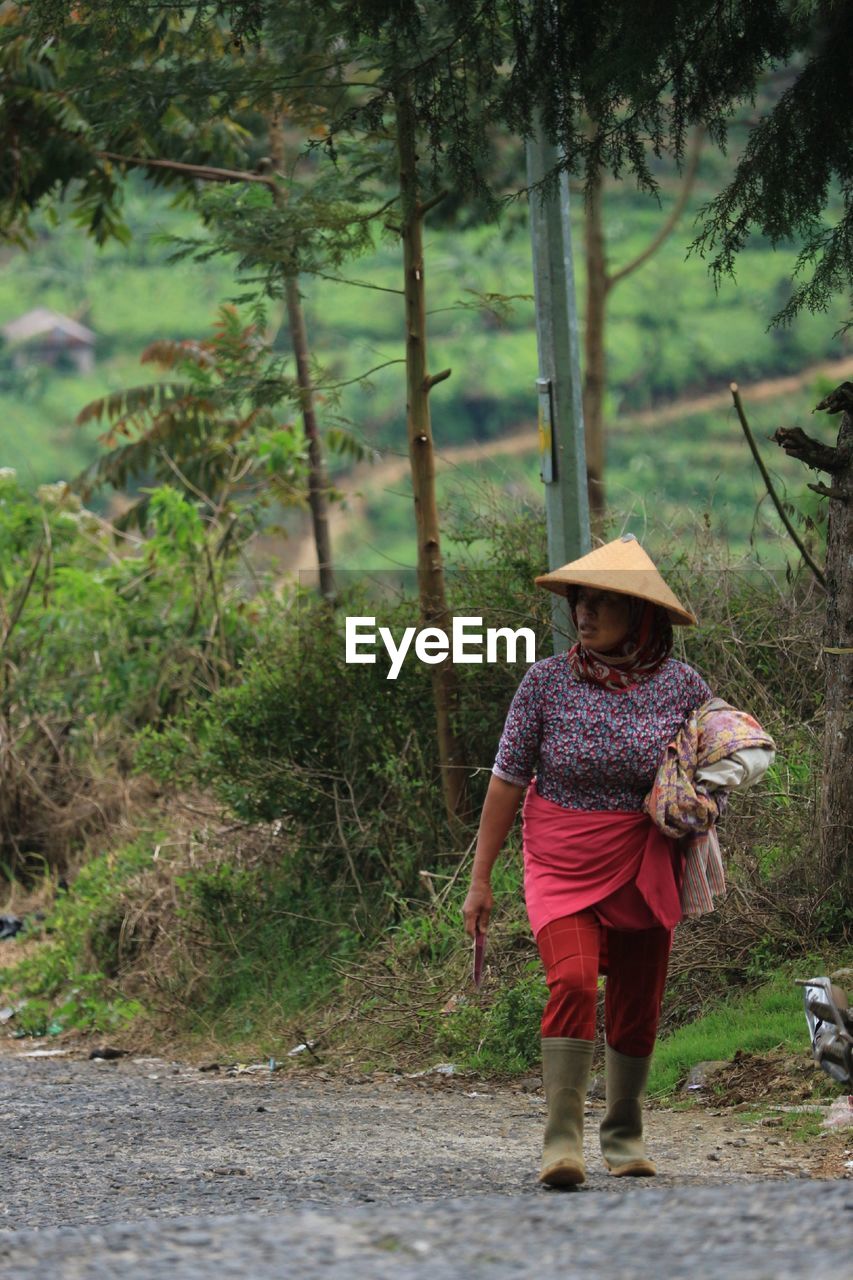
1, 308, 96, 374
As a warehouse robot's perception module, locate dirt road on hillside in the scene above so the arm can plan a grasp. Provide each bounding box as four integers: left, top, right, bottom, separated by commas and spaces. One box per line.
280, 354, 853, 579
0, 1047, 850, 1276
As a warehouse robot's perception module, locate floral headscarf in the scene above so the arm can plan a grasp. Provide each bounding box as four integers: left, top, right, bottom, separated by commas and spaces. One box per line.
565, 590, 674, 693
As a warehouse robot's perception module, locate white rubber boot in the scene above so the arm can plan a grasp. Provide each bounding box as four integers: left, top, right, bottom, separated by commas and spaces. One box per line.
600, 1043, 656, 1176
539, 1037, 593, 1187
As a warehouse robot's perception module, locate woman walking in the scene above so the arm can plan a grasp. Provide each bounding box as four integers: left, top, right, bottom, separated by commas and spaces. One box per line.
463, 534, 712, 1187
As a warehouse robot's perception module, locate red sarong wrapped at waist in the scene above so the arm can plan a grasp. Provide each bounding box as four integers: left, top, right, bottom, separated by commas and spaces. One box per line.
522, 785, 682, 938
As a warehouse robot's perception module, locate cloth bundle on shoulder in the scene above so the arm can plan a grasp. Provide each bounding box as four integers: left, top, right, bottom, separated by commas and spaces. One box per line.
644, 698, 776, 918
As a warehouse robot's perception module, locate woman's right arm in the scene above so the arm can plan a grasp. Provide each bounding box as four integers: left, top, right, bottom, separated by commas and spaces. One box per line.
462, 775, 526, 938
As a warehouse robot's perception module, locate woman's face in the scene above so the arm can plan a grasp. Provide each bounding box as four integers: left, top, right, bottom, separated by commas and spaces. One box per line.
574, 587, 633, 653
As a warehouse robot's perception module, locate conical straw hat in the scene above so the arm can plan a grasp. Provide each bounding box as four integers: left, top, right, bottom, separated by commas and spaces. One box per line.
535, 533, 697, 626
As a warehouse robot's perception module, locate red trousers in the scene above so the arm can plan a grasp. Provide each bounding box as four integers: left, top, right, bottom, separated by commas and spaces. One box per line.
536, 911, 672, 1056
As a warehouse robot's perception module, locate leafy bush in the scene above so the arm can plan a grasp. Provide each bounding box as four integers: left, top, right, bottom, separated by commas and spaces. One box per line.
436, 963, 548, 1072
0, 817, 367, 1048
140, 587, 446, 895
0, 472, 259, 876
138, 506, 554, 901
0, 839, 151, 1032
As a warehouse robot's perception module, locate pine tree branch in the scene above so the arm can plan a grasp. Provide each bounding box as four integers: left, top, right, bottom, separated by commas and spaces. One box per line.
424, 368, 451, 391
97, 151, 275, 187
418, 189, 449, 217
606, 126, 705, 291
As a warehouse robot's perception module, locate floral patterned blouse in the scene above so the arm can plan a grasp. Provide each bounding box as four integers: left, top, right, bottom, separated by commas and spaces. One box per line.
492, 654, 713, 812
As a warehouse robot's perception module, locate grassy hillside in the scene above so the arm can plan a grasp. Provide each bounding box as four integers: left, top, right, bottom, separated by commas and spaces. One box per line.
0, 156, 849, 559
293, 373, 835, 570
0, 182, 237, 485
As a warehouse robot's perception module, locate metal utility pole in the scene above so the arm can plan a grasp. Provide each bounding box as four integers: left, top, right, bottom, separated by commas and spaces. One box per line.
526, 132, 591, 652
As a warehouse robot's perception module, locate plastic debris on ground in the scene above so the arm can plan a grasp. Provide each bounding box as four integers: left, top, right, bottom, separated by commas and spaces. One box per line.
0, 914, 24, 940
823, 1095, 853, 1130
286, 1042, 318, 1058
683, 1060, 728, 1092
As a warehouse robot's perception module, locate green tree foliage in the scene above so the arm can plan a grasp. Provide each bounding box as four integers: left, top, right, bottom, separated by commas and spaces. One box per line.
2, 3, 388, 605
0, 470, 261, 873
693, 3, 853, 328
18, 0, 849, 322
331, 0, 853, 332
0, 5, 253, 244
137, 509, 554, 895
176, 164, 385, 287
74, 305, 308, 527
0, 473, 255, 724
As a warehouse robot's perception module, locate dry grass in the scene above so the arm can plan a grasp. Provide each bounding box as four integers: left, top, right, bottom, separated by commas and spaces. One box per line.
0, 711, 155, 881
708, 1047, 837, 1108
1, 791, 305, 1063
87, 798, 287, 1005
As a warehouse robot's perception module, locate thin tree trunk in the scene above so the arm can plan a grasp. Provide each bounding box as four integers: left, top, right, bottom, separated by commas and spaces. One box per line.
284, 276, 336, 603
816, 407, 853, 892
269, 115, 336, 604
581, 126, 704, 538
582, 163, 607, 534
774, 385, 853, 894
395, 84, 465, 826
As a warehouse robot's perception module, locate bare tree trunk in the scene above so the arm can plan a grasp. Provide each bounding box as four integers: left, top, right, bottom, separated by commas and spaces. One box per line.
284, 276, 336, 603
581, 127, 704, 539
582, 163, 607, 534
395, 85, 465, 826
814, 408, 853, 891
775, 385, 853, 893
95, 132, 337, 599
269, 115, 336, 603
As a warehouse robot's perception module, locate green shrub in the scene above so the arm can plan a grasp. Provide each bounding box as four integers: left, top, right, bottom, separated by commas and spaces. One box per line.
0, 829, 367, 1045
0, 473, 260, 876
138, 507, 553, 902
166, 859, 365, 1039
0, 839, 152, 1032
439, 965, 549, 1073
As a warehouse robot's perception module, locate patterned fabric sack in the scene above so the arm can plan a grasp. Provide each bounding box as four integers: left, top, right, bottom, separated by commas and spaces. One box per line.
645, 698, 776, 918
679, 827, 726, 917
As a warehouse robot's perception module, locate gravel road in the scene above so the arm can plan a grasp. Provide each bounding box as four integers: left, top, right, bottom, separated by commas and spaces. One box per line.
1, 1049, 850, 1277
